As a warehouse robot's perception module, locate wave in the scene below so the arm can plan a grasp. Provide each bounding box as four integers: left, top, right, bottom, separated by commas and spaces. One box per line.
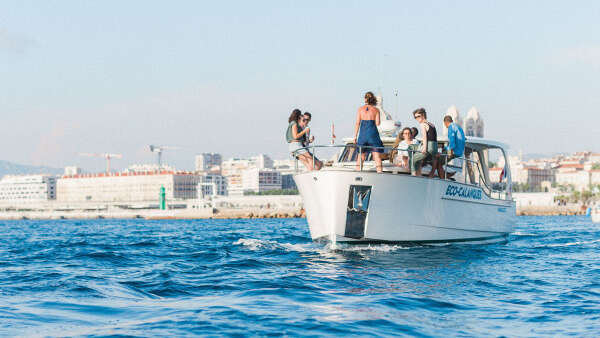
543, 239, 600, 248
233, 238, 413, 253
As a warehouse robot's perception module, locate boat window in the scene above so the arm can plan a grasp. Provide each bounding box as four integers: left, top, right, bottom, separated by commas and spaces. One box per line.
338, 144, 372, 162
486, 147, 511, 200
463, 145, 510, 200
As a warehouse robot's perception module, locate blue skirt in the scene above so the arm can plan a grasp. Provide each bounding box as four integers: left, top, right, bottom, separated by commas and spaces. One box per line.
357, 120, 384, 153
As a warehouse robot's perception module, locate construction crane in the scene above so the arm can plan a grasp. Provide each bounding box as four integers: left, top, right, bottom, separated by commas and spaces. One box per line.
79, 153, 123, 173
149, 145, 178, 167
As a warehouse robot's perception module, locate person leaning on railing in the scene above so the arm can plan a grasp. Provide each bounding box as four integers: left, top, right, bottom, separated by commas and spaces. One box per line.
300, 112, 322, 170
286, 109, 318, 171
435, 115, 466, 179
410, 108, 438, 177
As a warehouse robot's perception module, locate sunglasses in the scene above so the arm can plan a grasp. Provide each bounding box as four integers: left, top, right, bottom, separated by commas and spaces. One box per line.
302, 118, 310, 122
414, 114, 422, 119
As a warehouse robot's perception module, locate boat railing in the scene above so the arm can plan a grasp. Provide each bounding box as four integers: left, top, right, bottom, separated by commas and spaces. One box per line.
291, 144, 509, 200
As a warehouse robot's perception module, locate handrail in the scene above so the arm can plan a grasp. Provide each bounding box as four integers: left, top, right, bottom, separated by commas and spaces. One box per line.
291, 143, 510, 200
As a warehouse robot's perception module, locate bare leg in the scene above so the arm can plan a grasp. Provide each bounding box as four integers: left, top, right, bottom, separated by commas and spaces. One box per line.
355, 152, 367, 171
437, 160, 446, 179
299, 153, 313, 171
315, 159, 323, 170
373, 152, 383, 173
428, 155, 438, 178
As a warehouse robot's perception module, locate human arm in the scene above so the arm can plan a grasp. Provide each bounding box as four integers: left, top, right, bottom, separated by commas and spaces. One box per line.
447, 125, 456, 153
292, 124, 309, 140
389, 137, 401, 162
375, 108, 381, 126
420, 123, 428, 153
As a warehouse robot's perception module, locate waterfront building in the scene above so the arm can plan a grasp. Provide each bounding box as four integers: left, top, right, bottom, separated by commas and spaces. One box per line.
591, 170, 600, 185
240, 168, 282, 195
64, 166, 82, 176
513, 192, 557, 208
198, 173, 228, 198
555, 170, 590, 191
250, 154, 273, 169
195, 153, 222, 173
57, 171, 200, 203
126, 163, 175, 173
589, 153, 600, 163
222, 154, 275, 195
0, 175, 56, 204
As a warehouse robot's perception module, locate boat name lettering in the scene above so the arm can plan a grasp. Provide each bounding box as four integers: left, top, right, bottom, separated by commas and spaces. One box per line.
445, 185, 482, 200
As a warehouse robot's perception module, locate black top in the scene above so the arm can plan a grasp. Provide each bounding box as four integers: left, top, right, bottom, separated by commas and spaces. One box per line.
426, 122, 437, 141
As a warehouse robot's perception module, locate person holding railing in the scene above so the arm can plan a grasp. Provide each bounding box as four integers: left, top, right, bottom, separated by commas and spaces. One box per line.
286, 109, 318, 171
300, 112, 323, 170
436, 115, 465, 178
411, 108, 438, 177
353, 92, 384, 173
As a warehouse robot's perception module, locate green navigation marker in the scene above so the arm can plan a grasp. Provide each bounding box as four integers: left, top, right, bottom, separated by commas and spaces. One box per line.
159, 185, 166, 210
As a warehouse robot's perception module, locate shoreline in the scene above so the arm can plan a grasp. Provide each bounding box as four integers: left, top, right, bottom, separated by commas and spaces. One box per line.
0, 206, 589, 220
0, 207, 305, 220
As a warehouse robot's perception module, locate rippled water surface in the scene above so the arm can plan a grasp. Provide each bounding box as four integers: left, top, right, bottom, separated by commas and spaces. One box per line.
0, 216, 599, 336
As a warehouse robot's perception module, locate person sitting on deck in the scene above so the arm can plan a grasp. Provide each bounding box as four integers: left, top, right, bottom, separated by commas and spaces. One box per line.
435, 115, 465, 179
300, 112, 322, 170
410, 108, 438, 177
390, 127, 418, 168
286, 109, 319, 171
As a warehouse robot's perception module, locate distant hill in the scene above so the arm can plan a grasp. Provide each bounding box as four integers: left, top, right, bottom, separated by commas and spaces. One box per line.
0, 160, 63, 177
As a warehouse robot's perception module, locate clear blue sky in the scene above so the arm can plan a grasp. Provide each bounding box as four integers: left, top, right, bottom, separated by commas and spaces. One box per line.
1, 1, 599, 171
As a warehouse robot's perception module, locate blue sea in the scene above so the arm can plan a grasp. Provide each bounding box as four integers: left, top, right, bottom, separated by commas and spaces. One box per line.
0, 216, 598, 337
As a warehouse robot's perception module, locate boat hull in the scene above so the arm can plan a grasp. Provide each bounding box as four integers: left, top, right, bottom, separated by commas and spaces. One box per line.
294, 170, 515, 244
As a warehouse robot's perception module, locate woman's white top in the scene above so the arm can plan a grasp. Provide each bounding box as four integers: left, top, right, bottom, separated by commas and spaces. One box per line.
396, 139, 418, 158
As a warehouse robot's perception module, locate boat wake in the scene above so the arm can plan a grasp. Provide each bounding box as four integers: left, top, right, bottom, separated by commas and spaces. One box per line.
233, 238, 414, 253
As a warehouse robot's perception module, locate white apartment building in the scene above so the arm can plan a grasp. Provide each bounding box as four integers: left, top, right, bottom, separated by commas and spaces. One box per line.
64, 166, 82, 176
198, 173, 228, 198
222, 154, 275, 195
0, 175, 57, 204
591, 170, 600, 185
239, 168, 282, 195
195, 153, 222, 173
555, 170, 590, 191
57, 171, 201, 203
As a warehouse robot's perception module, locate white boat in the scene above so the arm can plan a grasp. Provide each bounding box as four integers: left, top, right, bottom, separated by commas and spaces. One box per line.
293, 136, 516, 245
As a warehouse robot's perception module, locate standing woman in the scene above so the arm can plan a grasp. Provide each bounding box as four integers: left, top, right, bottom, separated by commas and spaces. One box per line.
411, 108, 438, 177
353, 91, 384, 173
286, 109, 314, 171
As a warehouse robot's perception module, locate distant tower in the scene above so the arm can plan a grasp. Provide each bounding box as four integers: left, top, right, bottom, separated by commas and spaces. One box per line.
442, 105, 462, 137
464, 106, 484, 137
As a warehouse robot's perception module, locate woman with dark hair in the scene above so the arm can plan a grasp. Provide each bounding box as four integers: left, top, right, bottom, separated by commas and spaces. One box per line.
286, 109, 317, 170
390, 127, 418, 168
353, 91, 384, 173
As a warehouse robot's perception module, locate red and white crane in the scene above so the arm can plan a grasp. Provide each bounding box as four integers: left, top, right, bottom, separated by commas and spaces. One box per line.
79, 153, 123, 173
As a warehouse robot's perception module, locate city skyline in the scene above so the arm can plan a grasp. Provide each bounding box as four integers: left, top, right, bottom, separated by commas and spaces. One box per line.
2, 1, 599, 172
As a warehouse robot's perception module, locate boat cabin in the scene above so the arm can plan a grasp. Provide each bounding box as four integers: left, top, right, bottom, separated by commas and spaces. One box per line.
313, 136, 513, 201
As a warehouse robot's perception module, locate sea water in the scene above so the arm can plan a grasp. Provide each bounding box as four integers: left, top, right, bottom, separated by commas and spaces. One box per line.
0, 216, 598, 336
